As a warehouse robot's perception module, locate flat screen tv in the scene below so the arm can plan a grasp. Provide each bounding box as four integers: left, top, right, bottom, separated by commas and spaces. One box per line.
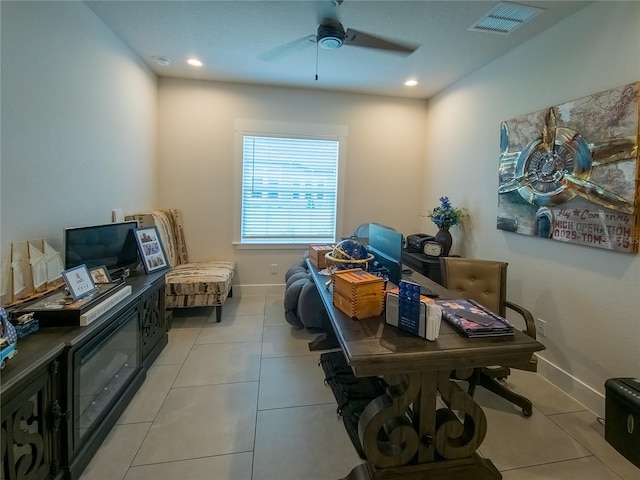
64, 221, 139, 273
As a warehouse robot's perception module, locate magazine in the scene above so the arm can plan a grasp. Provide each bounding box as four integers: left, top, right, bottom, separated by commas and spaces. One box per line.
435, 298, 515, 337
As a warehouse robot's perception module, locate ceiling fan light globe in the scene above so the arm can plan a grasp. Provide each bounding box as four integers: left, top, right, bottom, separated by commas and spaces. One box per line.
318, 36, 343, 49
317, 23, 345, 50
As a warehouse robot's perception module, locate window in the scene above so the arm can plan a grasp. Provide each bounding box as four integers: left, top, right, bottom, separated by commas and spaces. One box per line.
239, 135, 340, 244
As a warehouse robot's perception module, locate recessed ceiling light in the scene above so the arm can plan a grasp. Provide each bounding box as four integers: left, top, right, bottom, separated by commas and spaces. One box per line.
187, 58, 203, 67
154, 56, 171, 67
404, 79, 418, 87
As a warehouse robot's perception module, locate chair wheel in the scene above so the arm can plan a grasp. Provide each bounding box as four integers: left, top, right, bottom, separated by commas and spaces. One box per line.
522, 407, 533, 417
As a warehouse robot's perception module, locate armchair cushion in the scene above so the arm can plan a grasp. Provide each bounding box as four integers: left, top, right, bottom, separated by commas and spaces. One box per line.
165, 261, 236, 308
126, 209, 235, 321
439, 258, 505, 316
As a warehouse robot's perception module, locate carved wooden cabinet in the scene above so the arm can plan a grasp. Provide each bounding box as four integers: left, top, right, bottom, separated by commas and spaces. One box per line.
139, 281, 166, 368
1, 271, 167, 480
1, 345, 66, 480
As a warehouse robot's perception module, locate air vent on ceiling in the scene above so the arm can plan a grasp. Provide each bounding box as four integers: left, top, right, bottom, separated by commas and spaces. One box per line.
469, 1, 543, 35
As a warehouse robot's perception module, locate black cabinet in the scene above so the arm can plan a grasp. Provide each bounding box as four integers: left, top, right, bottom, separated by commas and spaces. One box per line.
139, 282, 166, 368
402, 251, 442, 284
65, 304, 144, 480
1, 346, 66, 480
1, 271, 166, 480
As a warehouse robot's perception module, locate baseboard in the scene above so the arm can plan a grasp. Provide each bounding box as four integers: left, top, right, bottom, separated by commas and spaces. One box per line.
232, 284, 285, 297
536, 354, 606, 417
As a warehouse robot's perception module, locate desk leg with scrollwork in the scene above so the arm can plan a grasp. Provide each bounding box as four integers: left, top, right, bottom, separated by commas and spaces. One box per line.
341, 369, 500, 480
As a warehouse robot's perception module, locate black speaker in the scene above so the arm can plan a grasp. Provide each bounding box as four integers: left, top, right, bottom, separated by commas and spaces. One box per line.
604, 378, 640, 468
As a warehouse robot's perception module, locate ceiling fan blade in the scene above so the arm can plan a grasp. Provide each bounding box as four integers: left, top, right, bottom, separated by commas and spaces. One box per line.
259, 35, 316, 62
344, 28, 418, 55
316, 0, 342, 25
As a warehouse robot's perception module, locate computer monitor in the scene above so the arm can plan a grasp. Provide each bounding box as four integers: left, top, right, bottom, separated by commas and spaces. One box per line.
368, 224, 403, 284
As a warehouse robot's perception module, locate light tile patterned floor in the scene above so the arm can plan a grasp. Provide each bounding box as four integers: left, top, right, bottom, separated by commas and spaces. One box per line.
80, 295, 639, 480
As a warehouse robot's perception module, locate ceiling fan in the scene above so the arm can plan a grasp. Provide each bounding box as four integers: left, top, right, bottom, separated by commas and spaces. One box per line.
259, 1, 419, 62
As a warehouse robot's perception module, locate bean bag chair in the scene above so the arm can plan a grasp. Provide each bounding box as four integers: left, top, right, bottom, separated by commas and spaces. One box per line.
284, 276, 308, 328
283, 259, 328, 330
285, 264, 308, 282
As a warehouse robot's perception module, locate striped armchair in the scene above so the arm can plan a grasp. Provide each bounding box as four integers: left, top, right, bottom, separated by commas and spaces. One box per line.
125, 209, 236, 322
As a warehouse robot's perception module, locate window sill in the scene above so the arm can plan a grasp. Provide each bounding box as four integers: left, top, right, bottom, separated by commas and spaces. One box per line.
233, 242, 330, 250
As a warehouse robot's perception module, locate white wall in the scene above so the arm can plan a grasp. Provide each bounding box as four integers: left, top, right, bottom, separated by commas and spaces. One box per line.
157, 79, 428, 287
424, 1, 640, 415
0, 1, 157, 294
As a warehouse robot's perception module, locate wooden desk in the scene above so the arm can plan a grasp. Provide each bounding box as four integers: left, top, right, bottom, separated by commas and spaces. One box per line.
307, 261, 545, 480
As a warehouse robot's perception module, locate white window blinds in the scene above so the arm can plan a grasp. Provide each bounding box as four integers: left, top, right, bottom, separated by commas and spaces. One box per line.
241, 135, 339, 244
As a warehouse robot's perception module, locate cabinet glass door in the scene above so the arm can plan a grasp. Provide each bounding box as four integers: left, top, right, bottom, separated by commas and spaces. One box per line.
74, 308, 139, 445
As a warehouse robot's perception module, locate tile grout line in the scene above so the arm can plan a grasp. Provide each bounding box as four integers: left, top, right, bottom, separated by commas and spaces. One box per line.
122, 315, 207, 479
251, 297, 267, 480
545, 410, 631, 479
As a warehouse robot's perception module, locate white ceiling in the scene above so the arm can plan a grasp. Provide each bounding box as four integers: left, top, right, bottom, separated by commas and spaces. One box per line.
86, 0, 592, 99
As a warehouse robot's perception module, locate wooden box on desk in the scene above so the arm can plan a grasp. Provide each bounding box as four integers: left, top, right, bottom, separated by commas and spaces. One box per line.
309, 244, 333, 268
332, 269, 385, 320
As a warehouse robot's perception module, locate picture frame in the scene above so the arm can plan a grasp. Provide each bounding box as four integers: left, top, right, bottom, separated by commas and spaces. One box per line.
89, 265, 112, 284
133, 226, 169, 274
62, 264, 97, 301
497, 82, 639, 253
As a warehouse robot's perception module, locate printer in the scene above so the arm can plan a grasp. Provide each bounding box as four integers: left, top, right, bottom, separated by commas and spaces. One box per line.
405, 233, 435, 253
605, 377, 640, 467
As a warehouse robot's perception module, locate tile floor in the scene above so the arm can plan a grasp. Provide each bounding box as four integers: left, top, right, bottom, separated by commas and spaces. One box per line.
80, 295, 639, 480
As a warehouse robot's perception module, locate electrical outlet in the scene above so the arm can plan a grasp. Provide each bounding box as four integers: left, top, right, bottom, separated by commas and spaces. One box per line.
536, 318, 547, 337
270, 264, 278, 274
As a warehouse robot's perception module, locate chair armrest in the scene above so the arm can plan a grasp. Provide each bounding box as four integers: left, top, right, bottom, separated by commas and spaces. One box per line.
504, 299, 536, 339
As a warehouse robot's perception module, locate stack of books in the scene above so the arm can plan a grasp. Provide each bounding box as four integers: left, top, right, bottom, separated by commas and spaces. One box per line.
435, 299, 514, 337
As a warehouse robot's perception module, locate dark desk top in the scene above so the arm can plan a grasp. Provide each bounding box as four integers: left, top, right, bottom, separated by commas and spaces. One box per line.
0, 270, 165, 393
307, 261, 545, 377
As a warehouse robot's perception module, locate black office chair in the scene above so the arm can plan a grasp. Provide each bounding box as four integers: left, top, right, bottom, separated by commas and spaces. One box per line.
440, 257, 538, 416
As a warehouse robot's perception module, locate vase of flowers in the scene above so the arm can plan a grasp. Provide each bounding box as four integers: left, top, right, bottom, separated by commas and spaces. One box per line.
427, 197, 468, 256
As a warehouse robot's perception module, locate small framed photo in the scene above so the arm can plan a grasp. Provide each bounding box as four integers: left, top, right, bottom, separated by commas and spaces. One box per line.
62, 264, 97, 301
89, 265, 112, 284
133, 226, 169, 274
